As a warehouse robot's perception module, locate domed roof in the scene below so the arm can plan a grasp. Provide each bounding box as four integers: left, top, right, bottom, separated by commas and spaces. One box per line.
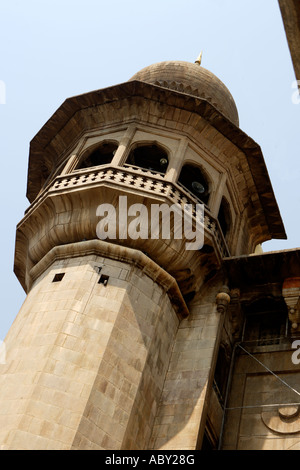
129, 60, 239, 126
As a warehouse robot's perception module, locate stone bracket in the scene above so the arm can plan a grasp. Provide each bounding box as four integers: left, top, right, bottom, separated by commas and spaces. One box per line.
216, 286, 231, 314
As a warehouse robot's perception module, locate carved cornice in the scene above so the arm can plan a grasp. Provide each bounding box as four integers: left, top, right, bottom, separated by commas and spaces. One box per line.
28, 239, 190, 318
15, 165, 224, 297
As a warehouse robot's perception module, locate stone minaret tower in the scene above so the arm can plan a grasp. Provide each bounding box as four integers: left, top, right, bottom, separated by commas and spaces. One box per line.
0, 60, 285, 449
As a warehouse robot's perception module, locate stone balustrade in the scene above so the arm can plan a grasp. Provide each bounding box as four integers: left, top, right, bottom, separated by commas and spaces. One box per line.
25, 164, 230, 258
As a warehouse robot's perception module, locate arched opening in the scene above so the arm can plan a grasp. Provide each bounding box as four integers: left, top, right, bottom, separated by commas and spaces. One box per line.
126, 144, 169, 174
217, 197, 231, 238
78, 141, 118, 169
178, 163, 210, 205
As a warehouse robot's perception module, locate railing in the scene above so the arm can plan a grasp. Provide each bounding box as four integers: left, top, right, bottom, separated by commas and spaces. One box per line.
24, 164, 230, 258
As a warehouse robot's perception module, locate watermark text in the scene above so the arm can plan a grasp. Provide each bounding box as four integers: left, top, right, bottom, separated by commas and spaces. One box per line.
96, 196, 204, 251
292, 340, 300, 365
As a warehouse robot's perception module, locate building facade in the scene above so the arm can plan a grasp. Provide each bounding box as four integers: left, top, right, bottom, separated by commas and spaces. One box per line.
0, 53, 299, 450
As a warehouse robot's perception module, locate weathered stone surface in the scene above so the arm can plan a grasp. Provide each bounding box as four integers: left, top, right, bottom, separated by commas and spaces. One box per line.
2, 55, 297, 450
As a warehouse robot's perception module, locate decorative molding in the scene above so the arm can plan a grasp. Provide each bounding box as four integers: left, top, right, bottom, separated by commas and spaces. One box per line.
228, 288, 242, 338
23, 164, 230, 259
262, 405, 300, 434
28, 239, 190, 319
216, 286, 231, 314
282, 277, 300, 330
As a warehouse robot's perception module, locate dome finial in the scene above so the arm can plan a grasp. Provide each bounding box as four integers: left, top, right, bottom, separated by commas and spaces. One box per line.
195, 51, 203, 66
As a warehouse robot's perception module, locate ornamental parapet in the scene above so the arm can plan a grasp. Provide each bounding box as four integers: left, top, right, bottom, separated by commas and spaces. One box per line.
24, 164, 230, 259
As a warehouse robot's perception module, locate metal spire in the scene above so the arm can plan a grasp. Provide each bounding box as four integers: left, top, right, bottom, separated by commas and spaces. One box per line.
195, 51, 203, 65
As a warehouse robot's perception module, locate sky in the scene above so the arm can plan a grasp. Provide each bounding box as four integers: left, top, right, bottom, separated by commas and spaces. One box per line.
0, 0, 299, 340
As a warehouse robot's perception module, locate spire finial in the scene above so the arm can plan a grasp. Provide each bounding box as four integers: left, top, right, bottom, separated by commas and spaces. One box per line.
195, 52, 203, 66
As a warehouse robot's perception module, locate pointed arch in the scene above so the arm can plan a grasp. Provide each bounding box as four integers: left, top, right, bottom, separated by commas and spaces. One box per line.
126, 143, 169, 174
178, 163, 210, 205
77, 140, 118, 169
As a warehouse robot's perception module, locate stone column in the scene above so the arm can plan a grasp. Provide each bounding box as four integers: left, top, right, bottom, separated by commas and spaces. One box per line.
164, 137, 188, 183
150, 287, 230, 450
111, 124, 136, 167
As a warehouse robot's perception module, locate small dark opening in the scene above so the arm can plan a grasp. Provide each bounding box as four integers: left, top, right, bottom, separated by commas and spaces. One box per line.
98, 274, 109, 286
52, 273, 65, 283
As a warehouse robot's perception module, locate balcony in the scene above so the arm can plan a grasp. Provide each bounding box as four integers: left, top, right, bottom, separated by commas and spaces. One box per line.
24, 164, 230, 259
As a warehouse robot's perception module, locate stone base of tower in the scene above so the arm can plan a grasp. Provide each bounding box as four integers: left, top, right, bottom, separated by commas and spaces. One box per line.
0, 240, 223, 450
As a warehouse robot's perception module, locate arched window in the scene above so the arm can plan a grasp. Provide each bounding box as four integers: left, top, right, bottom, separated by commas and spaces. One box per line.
217, 197, 231, 238
78, 141, 118, 169
178, 164, 210, 205
126, 144, 169, 174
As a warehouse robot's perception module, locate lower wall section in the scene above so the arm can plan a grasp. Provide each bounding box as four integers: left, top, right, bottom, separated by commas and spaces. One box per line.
0, 242, 181, 450
72, 264, 179, 449
0, 240, 224, 450
150, 300, 223, 450
222, 347, 300, 450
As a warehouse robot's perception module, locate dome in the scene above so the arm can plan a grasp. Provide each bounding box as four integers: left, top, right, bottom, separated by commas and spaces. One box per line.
129, 60, 239, 126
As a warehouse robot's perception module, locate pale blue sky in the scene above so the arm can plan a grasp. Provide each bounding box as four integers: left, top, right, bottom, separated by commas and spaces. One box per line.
0, 0, 299, 339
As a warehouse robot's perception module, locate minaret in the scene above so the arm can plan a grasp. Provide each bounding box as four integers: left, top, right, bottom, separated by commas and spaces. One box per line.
0, 59, 285, 450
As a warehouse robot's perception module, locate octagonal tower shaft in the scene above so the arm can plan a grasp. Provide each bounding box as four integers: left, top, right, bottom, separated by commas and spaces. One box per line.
0, 61, 286, 450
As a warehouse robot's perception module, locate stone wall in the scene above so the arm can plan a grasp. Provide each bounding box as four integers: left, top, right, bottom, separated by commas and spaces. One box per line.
222, 347, 300, 450
0, 246, 181, 449
150, 293, 224, 450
